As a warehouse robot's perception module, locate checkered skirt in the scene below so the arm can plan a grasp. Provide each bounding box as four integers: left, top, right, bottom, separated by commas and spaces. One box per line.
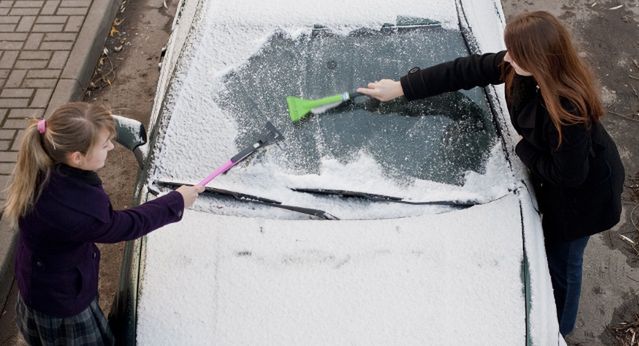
16, 295, 115, 346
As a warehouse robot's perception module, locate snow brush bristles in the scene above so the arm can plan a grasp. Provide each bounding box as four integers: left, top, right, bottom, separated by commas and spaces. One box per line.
287, 92, 354, 122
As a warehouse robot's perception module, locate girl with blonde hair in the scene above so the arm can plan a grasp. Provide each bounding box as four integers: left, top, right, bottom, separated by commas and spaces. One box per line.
4, 102, 203, 345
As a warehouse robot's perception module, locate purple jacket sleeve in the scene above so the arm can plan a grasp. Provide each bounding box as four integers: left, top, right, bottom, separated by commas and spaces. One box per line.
69, 190, 185, 243
400, 51, 507, 101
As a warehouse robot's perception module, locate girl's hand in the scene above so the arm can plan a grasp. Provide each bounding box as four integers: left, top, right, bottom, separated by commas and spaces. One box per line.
176, 185, 205, 208
356, 79, 404, 102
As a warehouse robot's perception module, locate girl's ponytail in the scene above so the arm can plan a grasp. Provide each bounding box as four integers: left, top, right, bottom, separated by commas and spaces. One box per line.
2, 102, 114, 227
3, 119, 54, 227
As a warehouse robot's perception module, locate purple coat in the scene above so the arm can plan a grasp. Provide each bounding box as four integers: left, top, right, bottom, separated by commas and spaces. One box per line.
15, 164, 184, 317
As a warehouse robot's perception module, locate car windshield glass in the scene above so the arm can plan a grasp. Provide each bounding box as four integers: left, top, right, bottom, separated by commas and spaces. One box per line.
215, 24, 496, 186
151, 20, 513, 218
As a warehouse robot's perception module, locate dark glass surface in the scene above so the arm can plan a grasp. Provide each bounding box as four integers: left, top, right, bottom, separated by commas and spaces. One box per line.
215, 25, 497, 185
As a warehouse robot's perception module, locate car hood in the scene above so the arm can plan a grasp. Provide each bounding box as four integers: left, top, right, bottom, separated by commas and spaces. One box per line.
136, 193, 526, 344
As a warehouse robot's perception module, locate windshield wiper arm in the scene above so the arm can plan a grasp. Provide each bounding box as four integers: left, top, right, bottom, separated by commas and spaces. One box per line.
206, 187, 339, 220
152, 181, 339, 220
291, 188, 480, 207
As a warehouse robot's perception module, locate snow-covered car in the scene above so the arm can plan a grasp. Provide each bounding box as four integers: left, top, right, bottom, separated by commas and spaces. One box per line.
112, 0, 566, 344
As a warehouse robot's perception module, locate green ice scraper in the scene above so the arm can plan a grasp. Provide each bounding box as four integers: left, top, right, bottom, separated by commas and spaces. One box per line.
287, 91, 361, 122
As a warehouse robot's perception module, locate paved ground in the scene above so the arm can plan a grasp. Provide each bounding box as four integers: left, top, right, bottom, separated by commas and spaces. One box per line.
0, 0, 637, 345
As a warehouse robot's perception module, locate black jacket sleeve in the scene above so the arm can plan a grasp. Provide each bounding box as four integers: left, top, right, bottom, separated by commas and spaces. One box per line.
400, 51, 507, 101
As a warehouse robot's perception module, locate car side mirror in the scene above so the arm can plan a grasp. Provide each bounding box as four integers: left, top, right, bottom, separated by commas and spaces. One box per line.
112, 114, 148, 169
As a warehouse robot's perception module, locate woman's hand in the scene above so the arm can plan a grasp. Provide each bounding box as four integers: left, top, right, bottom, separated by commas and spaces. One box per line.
356, 79, 404, 102
176, 185, 205, 208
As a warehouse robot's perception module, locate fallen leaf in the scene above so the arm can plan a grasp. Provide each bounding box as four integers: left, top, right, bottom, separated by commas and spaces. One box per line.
110, 25, 120, 37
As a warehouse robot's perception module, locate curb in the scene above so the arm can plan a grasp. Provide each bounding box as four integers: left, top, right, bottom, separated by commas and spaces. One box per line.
1, 0, 123, 314
0, 217, 17, 312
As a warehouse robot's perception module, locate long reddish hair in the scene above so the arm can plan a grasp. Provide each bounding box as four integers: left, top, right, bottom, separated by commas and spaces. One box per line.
503, 11, 604, 145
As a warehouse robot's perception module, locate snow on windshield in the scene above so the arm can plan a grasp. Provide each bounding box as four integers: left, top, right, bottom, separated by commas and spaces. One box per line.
206, 0, 457, 29
147, 0, 514, 219
177, 142, 511, 220
214, 26, 496, 185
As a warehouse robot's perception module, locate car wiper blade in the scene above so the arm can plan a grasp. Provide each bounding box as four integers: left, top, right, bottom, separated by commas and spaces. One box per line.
291, 188, 480, 207
151, 181, 339, 220
292, 187, 402, 201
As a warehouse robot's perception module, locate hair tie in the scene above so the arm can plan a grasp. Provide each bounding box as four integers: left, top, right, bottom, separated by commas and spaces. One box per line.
37, 119, 46, 134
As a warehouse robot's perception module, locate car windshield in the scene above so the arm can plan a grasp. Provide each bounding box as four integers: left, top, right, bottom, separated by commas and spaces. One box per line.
217, 24, 496, 185
150, 20, 512, 218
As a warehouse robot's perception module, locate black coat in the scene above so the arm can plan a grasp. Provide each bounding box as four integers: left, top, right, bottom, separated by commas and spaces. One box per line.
400, 51, 624, 241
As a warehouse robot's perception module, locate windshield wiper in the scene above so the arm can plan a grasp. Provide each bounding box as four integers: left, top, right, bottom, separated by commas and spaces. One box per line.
291, 188, 480, 207
151, 181, 339, 220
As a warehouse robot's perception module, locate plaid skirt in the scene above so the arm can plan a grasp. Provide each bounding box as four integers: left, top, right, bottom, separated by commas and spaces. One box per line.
16, 294, 115, 346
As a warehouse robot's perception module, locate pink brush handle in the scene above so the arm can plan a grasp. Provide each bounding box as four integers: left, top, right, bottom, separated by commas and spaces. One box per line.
197, 160, 235, 186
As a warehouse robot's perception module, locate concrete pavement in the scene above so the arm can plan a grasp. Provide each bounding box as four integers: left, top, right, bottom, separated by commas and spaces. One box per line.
0, 0, 121, 342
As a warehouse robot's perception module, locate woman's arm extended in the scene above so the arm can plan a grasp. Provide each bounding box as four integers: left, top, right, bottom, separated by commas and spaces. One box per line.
359, 51, 506, 102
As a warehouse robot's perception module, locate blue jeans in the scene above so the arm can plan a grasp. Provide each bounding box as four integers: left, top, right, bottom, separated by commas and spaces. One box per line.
544, 235, 590, 336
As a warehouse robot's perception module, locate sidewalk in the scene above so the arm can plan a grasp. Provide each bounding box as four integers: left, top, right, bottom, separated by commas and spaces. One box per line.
0, 0, 121, 342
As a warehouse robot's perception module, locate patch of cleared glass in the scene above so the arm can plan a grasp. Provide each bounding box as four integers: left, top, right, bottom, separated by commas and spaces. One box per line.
215, 24, 496, 185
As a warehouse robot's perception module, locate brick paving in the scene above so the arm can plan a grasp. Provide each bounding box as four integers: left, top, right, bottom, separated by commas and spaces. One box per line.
0, 0, 93, 200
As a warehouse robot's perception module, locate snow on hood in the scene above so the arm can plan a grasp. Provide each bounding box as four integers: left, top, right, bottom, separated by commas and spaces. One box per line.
137, 193, 525, 345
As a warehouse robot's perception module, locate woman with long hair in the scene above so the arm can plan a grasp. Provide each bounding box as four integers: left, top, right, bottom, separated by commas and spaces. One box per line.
357, 11, 624, 337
